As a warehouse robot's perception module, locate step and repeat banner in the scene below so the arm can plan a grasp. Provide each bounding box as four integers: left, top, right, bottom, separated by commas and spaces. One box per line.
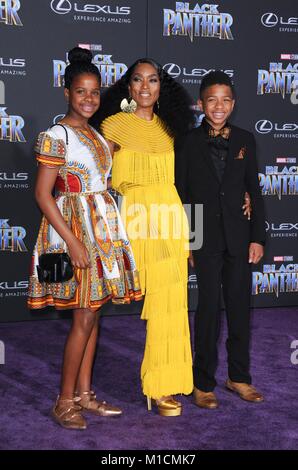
0, 0, 297, 321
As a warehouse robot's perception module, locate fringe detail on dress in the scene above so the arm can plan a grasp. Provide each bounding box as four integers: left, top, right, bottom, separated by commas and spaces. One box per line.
141, 257, 193, 398
101, 112, 193, 397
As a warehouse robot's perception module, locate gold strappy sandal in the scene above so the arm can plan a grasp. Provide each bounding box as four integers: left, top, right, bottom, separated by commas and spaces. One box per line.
52, 396, 87, 430
77, 390, 122, 417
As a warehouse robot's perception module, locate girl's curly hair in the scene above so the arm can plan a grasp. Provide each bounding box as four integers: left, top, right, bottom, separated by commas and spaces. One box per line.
90, 58, 195, 138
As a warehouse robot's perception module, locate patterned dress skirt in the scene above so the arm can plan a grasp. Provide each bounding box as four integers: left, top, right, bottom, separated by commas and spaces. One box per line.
28, 190, 142, 310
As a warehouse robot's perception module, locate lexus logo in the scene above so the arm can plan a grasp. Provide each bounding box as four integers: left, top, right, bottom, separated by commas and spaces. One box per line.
255, 120, 273, 134
50, 0, 72, 14
261, 12, 278, 27
163, 63, 234, 79
163, 63, 181, 78
50, 1, 130, 15
266, 222, 298, 232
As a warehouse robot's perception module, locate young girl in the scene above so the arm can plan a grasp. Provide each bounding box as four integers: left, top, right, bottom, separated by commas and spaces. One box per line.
27, 47, 141, 430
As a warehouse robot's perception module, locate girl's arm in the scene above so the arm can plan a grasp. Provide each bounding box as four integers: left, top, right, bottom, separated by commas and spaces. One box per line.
35, 165, 90, 269
106, 139, 120, 156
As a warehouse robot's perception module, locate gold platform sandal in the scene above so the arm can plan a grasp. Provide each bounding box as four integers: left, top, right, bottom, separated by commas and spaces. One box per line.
147, 396, 182, 417
77, 390, 122, 417
52, 396, 87, 430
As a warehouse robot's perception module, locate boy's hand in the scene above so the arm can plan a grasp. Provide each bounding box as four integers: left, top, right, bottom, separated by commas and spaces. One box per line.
248, 243, 264, 264
188, 250, 195, 268
242, 191, 252, 220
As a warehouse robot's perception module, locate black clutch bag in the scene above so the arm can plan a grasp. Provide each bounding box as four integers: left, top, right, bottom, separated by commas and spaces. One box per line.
36, 124, 74, 284
37, 253, 73, 283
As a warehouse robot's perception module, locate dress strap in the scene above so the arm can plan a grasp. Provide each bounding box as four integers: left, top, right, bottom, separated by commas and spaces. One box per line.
50, 124, 70, 194
50, 124, 69, 145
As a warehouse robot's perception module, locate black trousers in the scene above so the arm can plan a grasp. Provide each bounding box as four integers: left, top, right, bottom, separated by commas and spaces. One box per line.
193, 248, 252, 392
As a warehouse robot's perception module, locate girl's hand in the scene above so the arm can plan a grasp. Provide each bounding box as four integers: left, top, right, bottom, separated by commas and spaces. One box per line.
67, 237, 90, 269
242, 192, 252, 220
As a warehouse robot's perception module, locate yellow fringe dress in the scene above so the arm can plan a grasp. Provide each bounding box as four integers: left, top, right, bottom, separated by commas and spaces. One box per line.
102, 112, 193, 398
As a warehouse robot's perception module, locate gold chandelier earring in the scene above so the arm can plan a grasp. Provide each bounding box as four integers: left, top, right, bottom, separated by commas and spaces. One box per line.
120, 97, 137, 113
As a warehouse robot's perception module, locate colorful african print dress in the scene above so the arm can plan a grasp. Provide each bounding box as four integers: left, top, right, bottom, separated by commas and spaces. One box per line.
27, 123, 142, 310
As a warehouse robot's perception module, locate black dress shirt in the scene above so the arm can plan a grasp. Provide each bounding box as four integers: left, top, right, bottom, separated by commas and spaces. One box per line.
201, 118, 231, 183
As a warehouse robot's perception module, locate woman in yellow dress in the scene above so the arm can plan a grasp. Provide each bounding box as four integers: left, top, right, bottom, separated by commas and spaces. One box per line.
91, 59, 195, 416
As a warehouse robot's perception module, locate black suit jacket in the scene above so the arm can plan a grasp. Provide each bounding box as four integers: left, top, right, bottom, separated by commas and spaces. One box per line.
175, 124, 266, 256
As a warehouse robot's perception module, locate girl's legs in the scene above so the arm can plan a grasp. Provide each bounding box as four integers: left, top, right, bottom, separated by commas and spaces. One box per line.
53, 308, 98, 429
74, 310, 122, 417
60, 308, 98, 400
75, 311, 99, 394
56, 306, 121, 421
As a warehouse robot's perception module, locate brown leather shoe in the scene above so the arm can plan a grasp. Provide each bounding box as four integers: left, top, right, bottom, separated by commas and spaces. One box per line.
226, 379, 264, 403
193, 387, 219, 409
77, 390, 122, 417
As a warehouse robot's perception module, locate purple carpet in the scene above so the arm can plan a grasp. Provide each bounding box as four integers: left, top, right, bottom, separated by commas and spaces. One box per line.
0, 307, 297, 450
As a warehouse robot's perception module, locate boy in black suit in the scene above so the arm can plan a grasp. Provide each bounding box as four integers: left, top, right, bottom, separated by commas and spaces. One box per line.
175, 72, 265, 409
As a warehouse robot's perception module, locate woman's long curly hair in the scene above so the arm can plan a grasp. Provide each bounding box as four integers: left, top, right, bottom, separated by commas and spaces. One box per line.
90, 58, 195, 138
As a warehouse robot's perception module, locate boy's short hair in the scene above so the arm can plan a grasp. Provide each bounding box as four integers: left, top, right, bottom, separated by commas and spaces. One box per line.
200, 71, 234, 99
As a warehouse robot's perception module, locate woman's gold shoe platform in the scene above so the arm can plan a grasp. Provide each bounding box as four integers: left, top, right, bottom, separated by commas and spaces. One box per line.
147, 396, 182, 417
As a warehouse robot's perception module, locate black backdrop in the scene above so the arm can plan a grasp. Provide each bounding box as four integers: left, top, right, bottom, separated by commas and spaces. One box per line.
1, 0, 298, 322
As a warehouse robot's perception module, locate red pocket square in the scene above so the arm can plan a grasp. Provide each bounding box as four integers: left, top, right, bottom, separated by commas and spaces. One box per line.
235, 147, 246, 159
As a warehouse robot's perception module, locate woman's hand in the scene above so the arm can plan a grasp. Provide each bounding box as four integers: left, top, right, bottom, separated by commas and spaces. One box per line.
67, 237, 90, 269
242, 192, 252, 220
